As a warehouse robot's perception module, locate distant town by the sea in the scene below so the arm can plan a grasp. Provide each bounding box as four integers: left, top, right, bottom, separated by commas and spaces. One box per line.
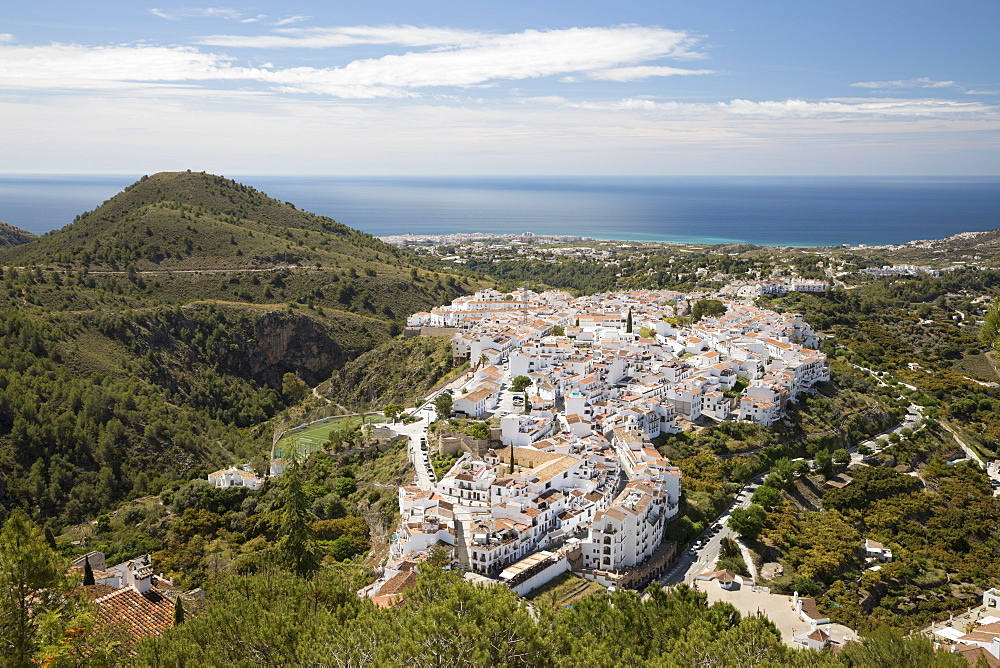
1, 174, 998, 248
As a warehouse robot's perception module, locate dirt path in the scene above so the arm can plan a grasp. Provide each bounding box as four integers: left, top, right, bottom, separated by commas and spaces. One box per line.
312, 385, 331, 405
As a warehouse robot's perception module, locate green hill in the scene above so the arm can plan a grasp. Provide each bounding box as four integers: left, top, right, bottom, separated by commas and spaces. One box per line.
0, 221, 36, 248
0, 172, 488, 528
0, 171, 482, 322
326, 335, 462, 410
3, 171, 401, 270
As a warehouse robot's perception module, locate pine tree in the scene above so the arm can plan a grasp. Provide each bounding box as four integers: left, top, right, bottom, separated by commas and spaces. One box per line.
43, 527, 57, 551
278, 462, 321, 579
626, 309, 633, 333
0, 509, 64, 664
83, 556, 95, 586
173, 597, 184, 626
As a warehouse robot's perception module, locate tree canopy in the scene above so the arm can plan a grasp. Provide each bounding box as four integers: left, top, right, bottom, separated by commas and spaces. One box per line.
136, 563, 959, 666
511, 375, 533, 393
728, 504, 766, 541
434, 392, 453, 419
691, 299, 727, 322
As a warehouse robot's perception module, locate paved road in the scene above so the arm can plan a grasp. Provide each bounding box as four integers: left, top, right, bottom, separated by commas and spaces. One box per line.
390, 412, 435, 490
660, 474, 765, 586
390, 370, 484, 491
939, 420, 985, 467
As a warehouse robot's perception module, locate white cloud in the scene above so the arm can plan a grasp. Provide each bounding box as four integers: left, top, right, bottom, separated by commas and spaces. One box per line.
274, 16, 309, 26
514, 95, 569, 105
0, 77, 202, 92
0, 34, 14, 44
564, 97, 998, 121
0, 26, 705, 98
240, 15, 268, 24
851, 77, 956, 89
965, 89, 1000, 95
249, 26, 703, 96
0, 43, 246, 83
3, 93, 997, 176
197, 25, 492, 49
718, 97, 985, 118
587, 65, 714, 82
149, 7, 244, 21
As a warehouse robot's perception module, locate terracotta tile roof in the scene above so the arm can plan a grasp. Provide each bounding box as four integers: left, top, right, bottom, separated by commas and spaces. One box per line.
92, 587, 175, 640
959, 620, 1000, 644
798, 597, 822, 621
80, 583, 119, 599
951, 644, 1000, 667
379, 571, 418, 598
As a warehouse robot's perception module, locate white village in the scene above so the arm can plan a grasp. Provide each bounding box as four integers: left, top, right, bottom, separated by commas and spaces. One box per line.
362, 288, 831, 604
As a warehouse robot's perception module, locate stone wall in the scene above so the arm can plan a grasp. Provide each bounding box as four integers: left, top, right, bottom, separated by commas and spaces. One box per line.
404, 326, 461, 338
436, 430, 494, 458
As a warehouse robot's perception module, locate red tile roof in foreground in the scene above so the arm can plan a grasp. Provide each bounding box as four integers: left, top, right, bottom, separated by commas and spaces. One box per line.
90, 587, 175, 640
370, 571, 418, 609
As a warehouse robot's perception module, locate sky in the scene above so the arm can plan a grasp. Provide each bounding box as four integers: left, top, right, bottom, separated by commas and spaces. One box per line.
1, 1, 998, 175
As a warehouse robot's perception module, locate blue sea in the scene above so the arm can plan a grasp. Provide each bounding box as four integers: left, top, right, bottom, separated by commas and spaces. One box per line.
1, 174, 998, 247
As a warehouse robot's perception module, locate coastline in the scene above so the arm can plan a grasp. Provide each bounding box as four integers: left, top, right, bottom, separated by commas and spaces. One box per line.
2, 174, 999, 248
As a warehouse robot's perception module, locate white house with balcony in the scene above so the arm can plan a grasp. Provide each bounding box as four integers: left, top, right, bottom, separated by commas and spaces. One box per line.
581, 480, 670, 572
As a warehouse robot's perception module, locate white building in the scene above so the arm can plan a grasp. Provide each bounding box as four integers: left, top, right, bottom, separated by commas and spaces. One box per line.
207, 465, 263, 490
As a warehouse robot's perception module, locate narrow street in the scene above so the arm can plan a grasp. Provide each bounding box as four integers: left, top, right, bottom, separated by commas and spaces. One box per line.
390, 412, 434, 490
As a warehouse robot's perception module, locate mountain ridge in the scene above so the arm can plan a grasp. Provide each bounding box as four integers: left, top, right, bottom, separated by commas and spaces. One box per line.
0, 171, 404, 271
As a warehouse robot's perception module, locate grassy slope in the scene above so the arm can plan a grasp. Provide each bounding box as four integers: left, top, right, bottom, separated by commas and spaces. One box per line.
0, 171, 485, 338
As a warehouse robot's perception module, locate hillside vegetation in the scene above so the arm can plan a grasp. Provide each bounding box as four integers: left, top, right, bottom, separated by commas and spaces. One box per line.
0, 221, 36, 248
327, 336, 462, 410
3, 171, 400, 271
0, 172, 483, 529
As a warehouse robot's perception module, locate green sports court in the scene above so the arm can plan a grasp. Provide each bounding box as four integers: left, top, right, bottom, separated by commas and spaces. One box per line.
272, 414, 386, 459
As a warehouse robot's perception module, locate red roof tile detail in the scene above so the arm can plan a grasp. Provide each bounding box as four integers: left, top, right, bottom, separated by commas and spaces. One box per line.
92, 587, 175, 640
